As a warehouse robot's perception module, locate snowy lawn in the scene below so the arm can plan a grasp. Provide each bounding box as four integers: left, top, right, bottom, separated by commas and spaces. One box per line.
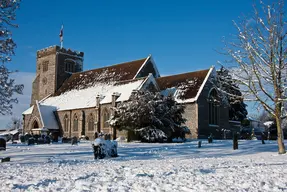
0, 140, 287, 192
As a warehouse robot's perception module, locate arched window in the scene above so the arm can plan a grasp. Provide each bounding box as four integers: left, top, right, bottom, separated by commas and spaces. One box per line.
103, 109, 110, 128
73, 114, 78, 131
32, 120, 39, 128
208, 89, 219, 125
64, 114, 69, 132
88, 113, 94, 131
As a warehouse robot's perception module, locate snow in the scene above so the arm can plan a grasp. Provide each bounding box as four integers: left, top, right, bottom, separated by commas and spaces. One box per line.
38, 105, 59, 130
0, 129, 19, 136
264, 121, 274, 127
40, 79, 145, 111
100, 80, 144, 104
176, 97, 197, 103
93, 138, 118, 157
161, 87, 197, 103
0, 140, 286, 191
22, 106, 34, 115
160, 67, 214, 104
160, 87, 177, 97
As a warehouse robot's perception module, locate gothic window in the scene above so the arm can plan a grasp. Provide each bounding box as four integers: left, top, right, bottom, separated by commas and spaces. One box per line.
32, 120, 39, 128
64, 114, 69, 132
88, 113, 94, 131
42, 61, 49, 72
208, 89, 219, 126
103, 108, 110, 128
73, 114, 78, 131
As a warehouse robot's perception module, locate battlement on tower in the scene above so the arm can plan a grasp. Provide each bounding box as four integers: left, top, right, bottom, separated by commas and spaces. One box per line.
37, 45, 84, 58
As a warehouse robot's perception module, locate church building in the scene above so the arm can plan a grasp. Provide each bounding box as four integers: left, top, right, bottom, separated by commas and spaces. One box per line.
22, 45, 230, 140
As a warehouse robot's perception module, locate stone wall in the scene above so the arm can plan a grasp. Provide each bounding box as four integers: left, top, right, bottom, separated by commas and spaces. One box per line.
30, 75, 39, 106
23, 105, 43, 134
197, 72, 230, 139
57, 110, 72, 138
100, 103, 113, 135
56, 52, 83, 90
82, 108, 97, 140
23, 114, 32, 134
182, 103, 198, 139
57, 107, 98, 140
37, 53, 57, 102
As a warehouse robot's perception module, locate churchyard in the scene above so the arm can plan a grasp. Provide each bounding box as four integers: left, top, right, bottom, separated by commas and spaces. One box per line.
0, 139, 286, 191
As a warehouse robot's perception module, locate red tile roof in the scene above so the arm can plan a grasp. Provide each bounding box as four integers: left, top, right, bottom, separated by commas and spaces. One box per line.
55, 57, 147, 95
156, 69, 210, 100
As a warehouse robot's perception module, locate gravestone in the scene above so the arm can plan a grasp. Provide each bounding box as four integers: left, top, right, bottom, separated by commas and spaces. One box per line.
0, 138, 6, 151
71, 137, 78, 145
233, 133, 238, 150
94, 132, 98, 139
92, 138, 118, 159
198, 141, 202, 148
208, 134, 213, 143
261, 133, 265, 144
28, 138, 35, 145
20, 135, 25, 143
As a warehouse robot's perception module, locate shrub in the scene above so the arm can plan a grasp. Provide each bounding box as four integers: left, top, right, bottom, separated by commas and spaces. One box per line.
28, 138, 35, 145
20, 135, 25, 143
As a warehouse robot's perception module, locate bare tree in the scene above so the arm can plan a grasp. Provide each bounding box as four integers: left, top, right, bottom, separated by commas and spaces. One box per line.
0, 0, 23, 115
6, 116, 21, 130
221, 0, 286, 154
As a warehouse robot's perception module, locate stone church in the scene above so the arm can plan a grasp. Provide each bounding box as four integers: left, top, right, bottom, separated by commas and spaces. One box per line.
22, 45, 231, 140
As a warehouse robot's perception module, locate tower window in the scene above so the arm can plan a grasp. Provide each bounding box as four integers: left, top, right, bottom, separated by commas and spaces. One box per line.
64, 59, 76, 72
43, 61, 49, 72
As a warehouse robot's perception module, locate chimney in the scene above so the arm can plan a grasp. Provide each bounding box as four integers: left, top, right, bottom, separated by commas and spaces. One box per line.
112, 92, 121, 107
96, 94, 101, 133
96, 94, 101, 107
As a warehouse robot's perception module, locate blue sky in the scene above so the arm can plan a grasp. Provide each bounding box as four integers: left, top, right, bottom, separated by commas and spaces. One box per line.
11, 0, 254, 74
2, 0, 257, 128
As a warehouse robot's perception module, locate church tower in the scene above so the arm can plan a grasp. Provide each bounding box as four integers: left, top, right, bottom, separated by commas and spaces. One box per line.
30, 45, 84, 106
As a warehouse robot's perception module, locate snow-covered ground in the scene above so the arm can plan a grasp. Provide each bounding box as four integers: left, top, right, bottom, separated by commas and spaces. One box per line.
0, 140, 287, 192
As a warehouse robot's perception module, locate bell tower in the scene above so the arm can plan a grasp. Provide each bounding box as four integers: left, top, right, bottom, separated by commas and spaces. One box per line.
30, 45, 84, 106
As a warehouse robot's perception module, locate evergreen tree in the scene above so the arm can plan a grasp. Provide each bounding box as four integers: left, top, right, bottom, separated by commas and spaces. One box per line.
217, 66, 248, 121
110, 91, 187, 142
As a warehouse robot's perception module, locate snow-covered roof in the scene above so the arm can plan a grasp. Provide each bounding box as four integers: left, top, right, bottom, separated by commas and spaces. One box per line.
38, 105, 59, 130
22, 105, 34, 115
0, 129, 20, 136
55, 57, 148, 95
157, 67, 213, 103
40, 78, 147, 111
